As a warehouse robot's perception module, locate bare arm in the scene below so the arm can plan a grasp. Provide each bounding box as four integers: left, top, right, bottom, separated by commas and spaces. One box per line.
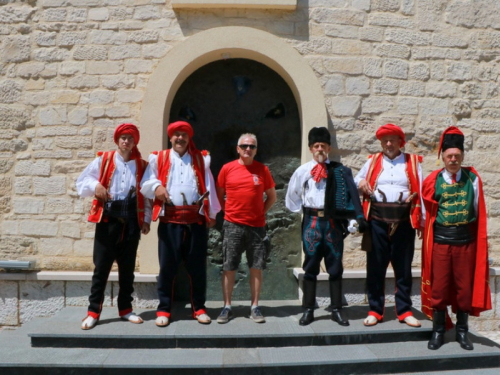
216, 186, 226, 211
264, 187, 277, 214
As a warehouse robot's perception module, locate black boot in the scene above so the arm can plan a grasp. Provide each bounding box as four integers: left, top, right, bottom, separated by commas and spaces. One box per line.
299, 279, 316, 326
456, 311, 474, 350
428, 310, 446, 350
330, 279, 349, 326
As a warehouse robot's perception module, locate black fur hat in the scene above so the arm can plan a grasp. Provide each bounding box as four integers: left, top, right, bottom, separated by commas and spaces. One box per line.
308, 127, 331, 146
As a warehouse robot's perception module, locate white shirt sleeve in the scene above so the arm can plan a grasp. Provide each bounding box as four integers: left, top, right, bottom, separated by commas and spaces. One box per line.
285, 168, 304, 213
354, 159, 371, 188
76, 157, 101, 198
203, 155, 221, 219
140, 154, 162, 200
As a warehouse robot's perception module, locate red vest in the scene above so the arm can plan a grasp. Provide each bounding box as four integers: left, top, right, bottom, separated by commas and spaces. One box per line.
87, 151, 147, 226
151, 149, 210, 223
361, 152, 423, 229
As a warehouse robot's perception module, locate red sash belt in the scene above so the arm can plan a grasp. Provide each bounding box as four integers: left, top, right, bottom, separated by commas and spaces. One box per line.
159, 205, 204, 225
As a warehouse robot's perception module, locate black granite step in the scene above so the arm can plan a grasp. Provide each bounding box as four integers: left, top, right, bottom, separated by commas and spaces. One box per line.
28, 303, 432, 349
0, 302, 499, 374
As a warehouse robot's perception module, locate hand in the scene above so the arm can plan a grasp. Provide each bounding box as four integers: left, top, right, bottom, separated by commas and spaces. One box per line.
95, 183, 110, 202
416, 228, 423, 239
358, 179, 373, 196
357, 218, 369, 233
154, 185, 169, 203
141, 222, 150, 235
206, 218, 216, 228
347, 219, 358, 234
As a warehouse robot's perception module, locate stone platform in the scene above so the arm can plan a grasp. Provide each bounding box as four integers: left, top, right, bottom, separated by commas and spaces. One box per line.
1, 301, 500, 374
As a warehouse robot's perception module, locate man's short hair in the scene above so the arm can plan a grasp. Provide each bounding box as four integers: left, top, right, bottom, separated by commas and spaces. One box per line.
238, 133, 258, 146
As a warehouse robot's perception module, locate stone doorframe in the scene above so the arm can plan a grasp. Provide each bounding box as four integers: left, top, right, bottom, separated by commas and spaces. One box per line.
139, 26, 327, 273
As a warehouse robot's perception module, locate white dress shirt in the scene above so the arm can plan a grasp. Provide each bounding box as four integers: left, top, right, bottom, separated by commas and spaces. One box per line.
76, 152, 152, 223
140, 150, 221, 219
285, 159, 330, 212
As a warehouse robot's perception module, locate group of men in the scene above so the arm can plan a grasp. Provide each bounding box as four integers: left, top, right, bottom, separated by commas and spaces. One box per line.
76, 121, 491, 352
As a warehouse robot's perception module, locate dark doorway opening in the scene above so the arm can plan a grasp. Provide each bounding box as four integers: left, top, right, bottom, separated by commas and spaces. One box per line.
169, 58, 302, 301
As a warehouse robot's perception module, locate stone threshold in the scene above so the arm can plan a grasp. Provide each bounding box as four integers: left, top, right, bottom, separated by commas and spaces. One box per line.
2, 267, 499, 282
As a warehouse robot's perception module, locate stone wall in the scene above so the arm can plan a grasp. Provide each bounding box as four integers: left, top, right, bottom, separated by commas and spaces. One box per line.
1, 0, 500, 275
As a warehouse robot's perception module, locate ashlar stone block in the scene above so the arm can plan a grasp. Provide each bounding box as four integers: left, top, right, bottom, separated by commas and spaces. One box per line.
384, 59, 409, 79
116, 89, 144, 103
33, 176, 67, 195
447, 62, 473, 82
13, 198, 44, 214
0, 79, 22, 104
331, 96, 361, 117
19, 220, 58, 237
39, 106, 67, 125
89, 8, 110, 21
15, 160, 51, 177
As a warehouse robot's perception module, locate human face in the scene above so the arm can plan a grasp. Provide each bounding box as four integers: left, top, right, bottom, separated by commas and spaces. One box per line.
237, 136, 257, 164
170, 131, 189, 156
117, 134, 135, 157
442, 148, 463, 174
309, 142, 331, 163
380, 135, 402, 159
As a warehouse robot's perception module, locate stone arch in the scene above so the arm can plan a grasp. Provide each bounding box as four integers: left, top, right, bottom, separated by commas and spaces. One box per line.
139, 26, 327, 273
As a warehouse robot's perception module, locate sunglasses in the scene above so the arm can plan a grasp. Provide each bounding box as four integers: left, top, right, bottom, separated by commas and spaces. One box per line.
238, 144, 257, 150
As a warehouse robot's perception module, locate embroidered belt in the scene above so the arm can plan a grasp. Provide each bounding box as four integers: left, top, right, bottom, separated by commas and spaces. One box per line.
159, 205, 203, 225
434, 223, 475, 245
370, 202, 410, 223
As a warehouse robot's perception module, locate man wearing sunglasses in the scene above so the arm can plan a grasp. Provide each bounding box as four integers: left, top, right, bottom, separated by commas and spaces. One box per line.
216, 133, 276, 324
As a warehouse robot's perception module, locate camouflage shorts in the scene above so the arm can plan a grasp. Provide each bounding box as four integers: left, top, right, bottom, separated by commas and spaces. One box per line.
222, 220, 270, 271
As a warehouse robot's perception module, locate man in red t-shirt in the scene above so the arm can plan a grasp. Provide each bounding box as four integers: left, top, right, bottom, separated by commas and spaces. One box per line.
216, 133, 276, 324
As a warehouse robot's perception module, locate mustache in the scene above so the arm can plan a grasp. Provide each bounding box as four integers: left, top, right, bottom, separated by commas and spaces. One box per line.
314, 151, 326, 163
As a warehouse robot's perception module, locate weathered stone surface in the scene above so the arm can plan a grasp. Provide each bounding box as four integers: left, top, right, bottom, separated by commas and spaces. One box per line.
447, 62, 473, 81
0, 281, 18, 326
409, 62, 430, 81
446, 0, 500, 30
39, 107, 67, 125
0, 80, 22, 103
15, 160, 51, 177
58, 31, 87, 47
89, 30, 127, 45
33, 176, 67, 195
323, 57, 363, 74
33, 47, 70, 62
20, 281, 65, 323
73, 45, 108, 61
385, 29, 431, 46
346, 76, 370, 95
374, 44, 411, 59
330, 96, 361, 117
311, 8, 365, 26
384, 59, 409, 79
426, 81, 457, 98
0, 5, 35, 23
374, 79, 399, 95
362, 96, 395, 114
0, 105, 31, 130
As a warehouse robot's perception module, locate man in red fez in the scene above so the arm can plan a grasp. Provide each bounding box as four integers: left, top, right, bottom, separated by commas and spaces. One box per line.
355, 124, 424, 328
421, 126, 491, 351
76, 123, 151, 330
140, 121, 221, 327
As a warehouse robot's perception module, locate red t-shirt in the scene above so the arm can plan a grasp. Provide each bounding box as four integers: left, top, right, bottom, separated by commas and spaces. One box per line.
217, 159, 275, 227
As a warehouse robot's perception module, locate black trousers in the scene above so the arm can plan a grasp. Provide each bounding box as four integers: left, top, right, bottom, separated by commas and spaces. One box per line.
366, 219, 415, 319
88, 217, 140, 316
157, 222, 208, 315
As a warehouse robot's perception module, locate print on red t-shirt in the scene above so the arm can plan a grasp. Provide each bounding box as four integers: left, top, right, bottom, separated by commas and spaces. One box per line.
217, 160, 275, 227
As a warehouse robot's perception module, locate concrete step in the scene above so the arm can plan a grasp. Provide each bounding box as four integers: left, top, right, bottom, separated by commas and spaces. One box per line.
0, 301, 499, 374
29, 303, 432, 349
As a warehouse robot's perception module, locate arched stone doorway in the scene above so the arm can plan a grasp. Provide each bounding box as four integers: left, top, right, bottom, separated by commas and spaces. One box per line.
139, 26, 327, 300
169, 58, 301, 300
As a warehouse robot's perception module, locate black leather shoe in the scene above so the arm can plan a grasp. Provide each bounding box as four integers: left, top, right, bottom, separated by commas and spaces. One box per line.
299, 309, 314, 326
331, 309, 349, 326
428, 331, 444, 350
456, 330, 474, 350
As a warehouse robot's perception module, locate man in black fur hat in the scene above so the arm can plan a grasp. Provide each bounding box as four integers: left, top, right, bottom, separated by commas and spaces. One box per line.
285, 127, 366, 326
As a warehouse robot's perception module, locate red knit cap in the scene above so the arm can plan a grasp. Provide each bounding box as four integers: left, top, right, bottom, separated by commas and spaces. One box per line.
114, 123, 141, 159
375, 123, 406, 147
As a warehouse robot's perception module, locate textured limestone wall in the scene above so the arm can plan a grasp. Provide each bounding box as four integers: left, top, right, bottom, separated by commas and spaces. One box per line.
1, 0, 500, 275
